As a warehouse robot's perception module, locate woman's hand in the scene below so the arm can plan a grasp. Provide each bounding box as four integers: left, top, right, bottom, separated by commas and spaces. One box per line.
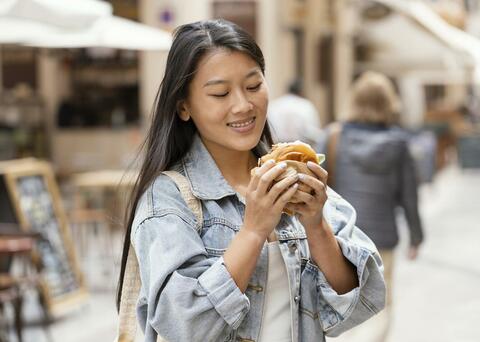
243, 160, 299, 240
285, 161, 328, 231
224, 160, 298, 292
286, 162, 358, 293
408, 245, 420, 260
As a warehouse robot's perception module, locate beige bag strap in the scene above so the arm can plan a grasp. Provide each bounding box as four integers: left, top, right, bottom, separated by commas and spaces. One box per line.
117, 246, 142, 342
117, 171, 203, 342
326, 122, 342, 188
163, 171, 203, 233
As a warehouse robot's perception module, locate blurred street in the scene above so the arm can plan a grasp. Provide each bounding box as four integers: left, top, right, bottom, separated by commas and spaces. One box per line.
14, 162, 479, 342
390, 165, 480, 342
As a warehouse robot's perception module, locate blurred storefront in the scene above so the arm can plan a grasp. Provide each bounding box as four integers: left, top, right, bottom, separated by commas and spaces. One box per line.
0, 0, 170, 175
2, 0, 480, 175
355, 1, 478, 126
0, 3, 171, 335
1, 0, 348, 173
352, 0, 480, 171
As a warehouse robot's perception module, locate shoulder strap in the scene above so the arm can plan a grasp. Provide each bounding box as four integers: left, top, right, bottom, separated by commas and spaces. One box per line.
117, 247, 143, 342
117, 171, 203, 342
326, 122, 342, 188
163, 171, 203, 231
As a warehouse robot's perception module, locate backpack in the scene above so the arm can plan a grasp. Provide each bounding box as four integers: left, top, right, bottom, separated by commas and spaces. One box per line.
116, 171, 203, 342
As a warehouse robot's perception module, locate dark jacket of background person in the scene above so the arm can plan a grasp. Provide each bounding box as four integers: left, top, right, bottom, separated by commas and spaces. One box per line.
317, 122, 423, 249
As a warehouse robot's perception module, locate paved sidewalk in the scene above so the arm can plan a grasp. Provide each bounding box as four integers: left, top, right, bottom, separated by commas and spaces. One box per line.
389, 165, 480, 342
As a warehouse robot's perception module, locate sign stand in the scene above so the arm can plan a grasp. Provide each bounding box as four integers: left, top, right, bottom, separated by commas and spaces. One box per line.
0, 158, 88, 316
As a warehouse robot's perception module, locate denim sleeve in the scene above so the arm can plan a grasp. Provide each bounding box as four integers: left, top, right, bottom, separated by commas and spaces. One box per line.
301, 188, 386, 337
132, 213, 250, 341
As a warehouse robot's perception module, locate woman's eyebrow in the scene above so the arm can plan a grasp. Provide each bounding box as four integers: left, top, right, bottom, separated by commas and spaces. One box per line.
203, 68, 261, 88
203, 79, 227, 88
245, 69, 261, 79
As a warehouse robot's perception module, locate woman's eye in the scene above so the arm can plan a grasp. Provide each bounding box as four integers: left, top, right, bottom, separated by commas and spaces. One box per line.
247, 83, 262, 91
211, 92, 228, 98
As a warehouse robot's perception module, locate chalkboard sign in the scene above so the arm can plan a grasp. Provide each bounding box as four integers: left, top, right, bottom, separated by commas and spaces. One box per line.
0, 158, 88, 315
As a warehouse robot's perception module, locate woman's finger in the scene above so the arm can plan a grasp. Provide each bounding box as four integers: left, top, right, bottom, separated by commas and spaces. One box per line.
249, 159, 275, 190
290, 189, 316, 205
286, 202, 313, 216
267, 174, 299, 202
274, 183, 298, 210
256, 162, 288, 195
298, 173, 326, 196
307, 161, 328, 185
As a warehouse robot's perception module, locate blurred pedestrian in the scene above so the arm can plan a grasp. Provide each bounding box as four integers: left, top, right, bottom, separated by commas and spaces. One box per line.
268, 79, 322, 145
317, 71, 424, 342
116, 20, 386, 342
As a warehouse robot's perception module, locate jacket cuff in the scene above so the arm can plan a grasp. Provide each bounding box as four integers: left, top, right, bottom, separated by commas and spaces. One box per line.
335, 236, 376, 288
307, 236, 380, 318
198, 257, 250, 329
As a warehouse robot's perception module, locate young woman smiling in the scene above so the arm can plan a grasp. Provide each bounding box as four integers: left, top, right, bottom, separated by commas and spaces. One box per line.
117, 19, 386, 342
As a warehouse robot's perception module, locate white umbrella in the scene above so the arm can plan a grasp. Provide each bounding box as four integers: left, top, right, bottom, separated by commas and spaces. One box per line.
0, 0, 172, 50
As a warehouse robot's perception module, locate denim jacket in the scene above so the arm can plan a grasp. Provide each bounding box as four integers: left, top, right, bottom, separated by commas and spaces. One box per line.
132, 134, 386, 342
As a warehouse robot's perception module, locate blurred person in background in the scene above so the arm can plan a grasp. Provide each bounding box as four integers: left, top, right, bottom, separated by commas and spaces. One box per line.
317, 71, 424, 342
268, 79, 322, 145
117, 20, 386, 342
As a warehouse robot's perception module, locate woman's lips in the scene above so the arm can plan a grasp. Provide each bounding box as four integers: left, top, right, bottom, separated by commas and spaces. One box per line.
227, 117, 256, 133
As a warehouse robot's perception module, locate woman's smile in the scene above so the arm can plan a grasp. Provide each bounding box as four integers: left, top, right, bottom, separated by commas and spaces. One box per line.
227, 116, 256, 133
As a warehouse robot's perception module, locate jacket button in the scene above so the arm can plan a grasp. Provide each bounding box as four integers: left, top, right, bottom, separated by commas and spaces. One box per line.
294, 295, 300, 303
288, 241, 297, 253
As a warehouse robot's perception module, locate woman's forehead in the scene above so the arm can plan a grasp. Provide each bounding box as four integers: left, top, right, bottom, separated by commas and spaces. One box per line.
193, 49, 261, 83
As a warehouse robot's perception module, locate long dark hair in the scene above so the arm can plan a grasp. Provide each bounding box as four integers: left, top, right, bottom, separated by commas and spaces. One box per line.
117, 19, 274, 309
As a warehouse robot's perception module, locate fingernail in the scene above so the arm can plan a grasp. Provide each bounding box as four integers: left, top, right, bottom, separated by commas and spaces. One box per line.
293, 183, 298, 189
279, 162, 287, 169
267, 159, 275, 165
307, 161, 315, 167
298, 174, 304, 180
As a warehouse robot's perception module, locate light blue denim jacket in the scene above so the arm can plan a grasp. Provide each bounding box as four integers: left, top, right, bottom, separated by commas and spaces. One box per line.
132, 134, 386, 342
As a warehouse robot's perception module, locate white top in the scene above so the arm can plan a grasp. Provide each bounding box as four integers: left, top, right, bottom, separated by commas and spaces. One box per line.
258, 241, 292, 342
268, 94, 322, 144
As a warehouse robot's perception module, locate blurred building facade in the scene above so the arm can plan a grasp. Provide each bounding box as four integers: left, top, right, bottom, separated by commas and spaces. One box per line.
1, 0, 479, 175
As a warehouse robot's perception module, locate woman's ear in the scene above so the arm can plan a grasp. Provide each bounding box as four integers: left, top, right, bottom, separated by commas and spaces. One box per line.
177, 101, 191, 122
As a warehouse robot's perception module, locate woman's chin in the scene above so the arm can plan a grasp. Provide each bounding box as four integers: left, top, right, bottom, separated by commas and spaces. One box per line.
227, 130, 263, 151
230, 138, 260, 152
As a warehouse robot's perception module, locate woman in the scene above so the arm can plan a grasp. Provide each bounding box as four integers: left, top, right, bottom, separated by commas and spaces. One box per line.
117, 20, 385, 342
317, 71, 424, 342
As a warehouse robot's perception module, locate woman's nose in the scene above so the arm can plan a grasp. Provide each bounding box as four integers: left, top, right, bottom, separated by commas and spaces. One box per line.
231, 91, 253, 114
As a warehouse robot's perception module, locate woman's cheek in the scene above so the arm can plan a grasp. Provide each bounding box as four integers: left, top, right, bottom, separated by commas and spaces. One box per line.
250, 93, 267, 113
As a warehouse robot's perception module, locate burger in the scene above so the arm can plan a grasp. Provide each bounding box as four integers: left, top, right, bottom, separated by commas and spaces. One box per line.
256, 141, 325, 215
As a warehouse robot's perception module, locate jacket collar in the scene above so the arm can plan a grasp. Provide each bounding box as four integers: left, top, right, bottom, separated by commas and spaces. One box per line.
182, 134, 269, 201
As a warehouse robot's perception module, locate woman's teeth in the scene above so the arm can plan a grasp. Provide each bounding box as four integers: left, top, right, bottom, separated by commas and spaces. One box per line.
228, 118, 255, 128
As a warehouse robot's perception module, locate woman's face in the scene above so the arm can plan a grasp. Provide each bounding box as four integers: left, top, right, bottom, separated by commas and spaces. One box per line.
180, 49, 269, 154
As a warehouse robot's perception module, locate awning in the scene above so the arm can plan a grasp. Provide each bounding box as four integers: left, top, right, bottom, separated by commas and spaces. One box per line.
0, 0, 172, 50
361, 0, 480, 83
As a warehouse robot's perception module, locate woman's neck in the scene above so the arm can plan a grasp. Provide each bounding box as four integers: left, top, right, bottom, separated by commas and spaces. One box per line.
202, 140, 257, 195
